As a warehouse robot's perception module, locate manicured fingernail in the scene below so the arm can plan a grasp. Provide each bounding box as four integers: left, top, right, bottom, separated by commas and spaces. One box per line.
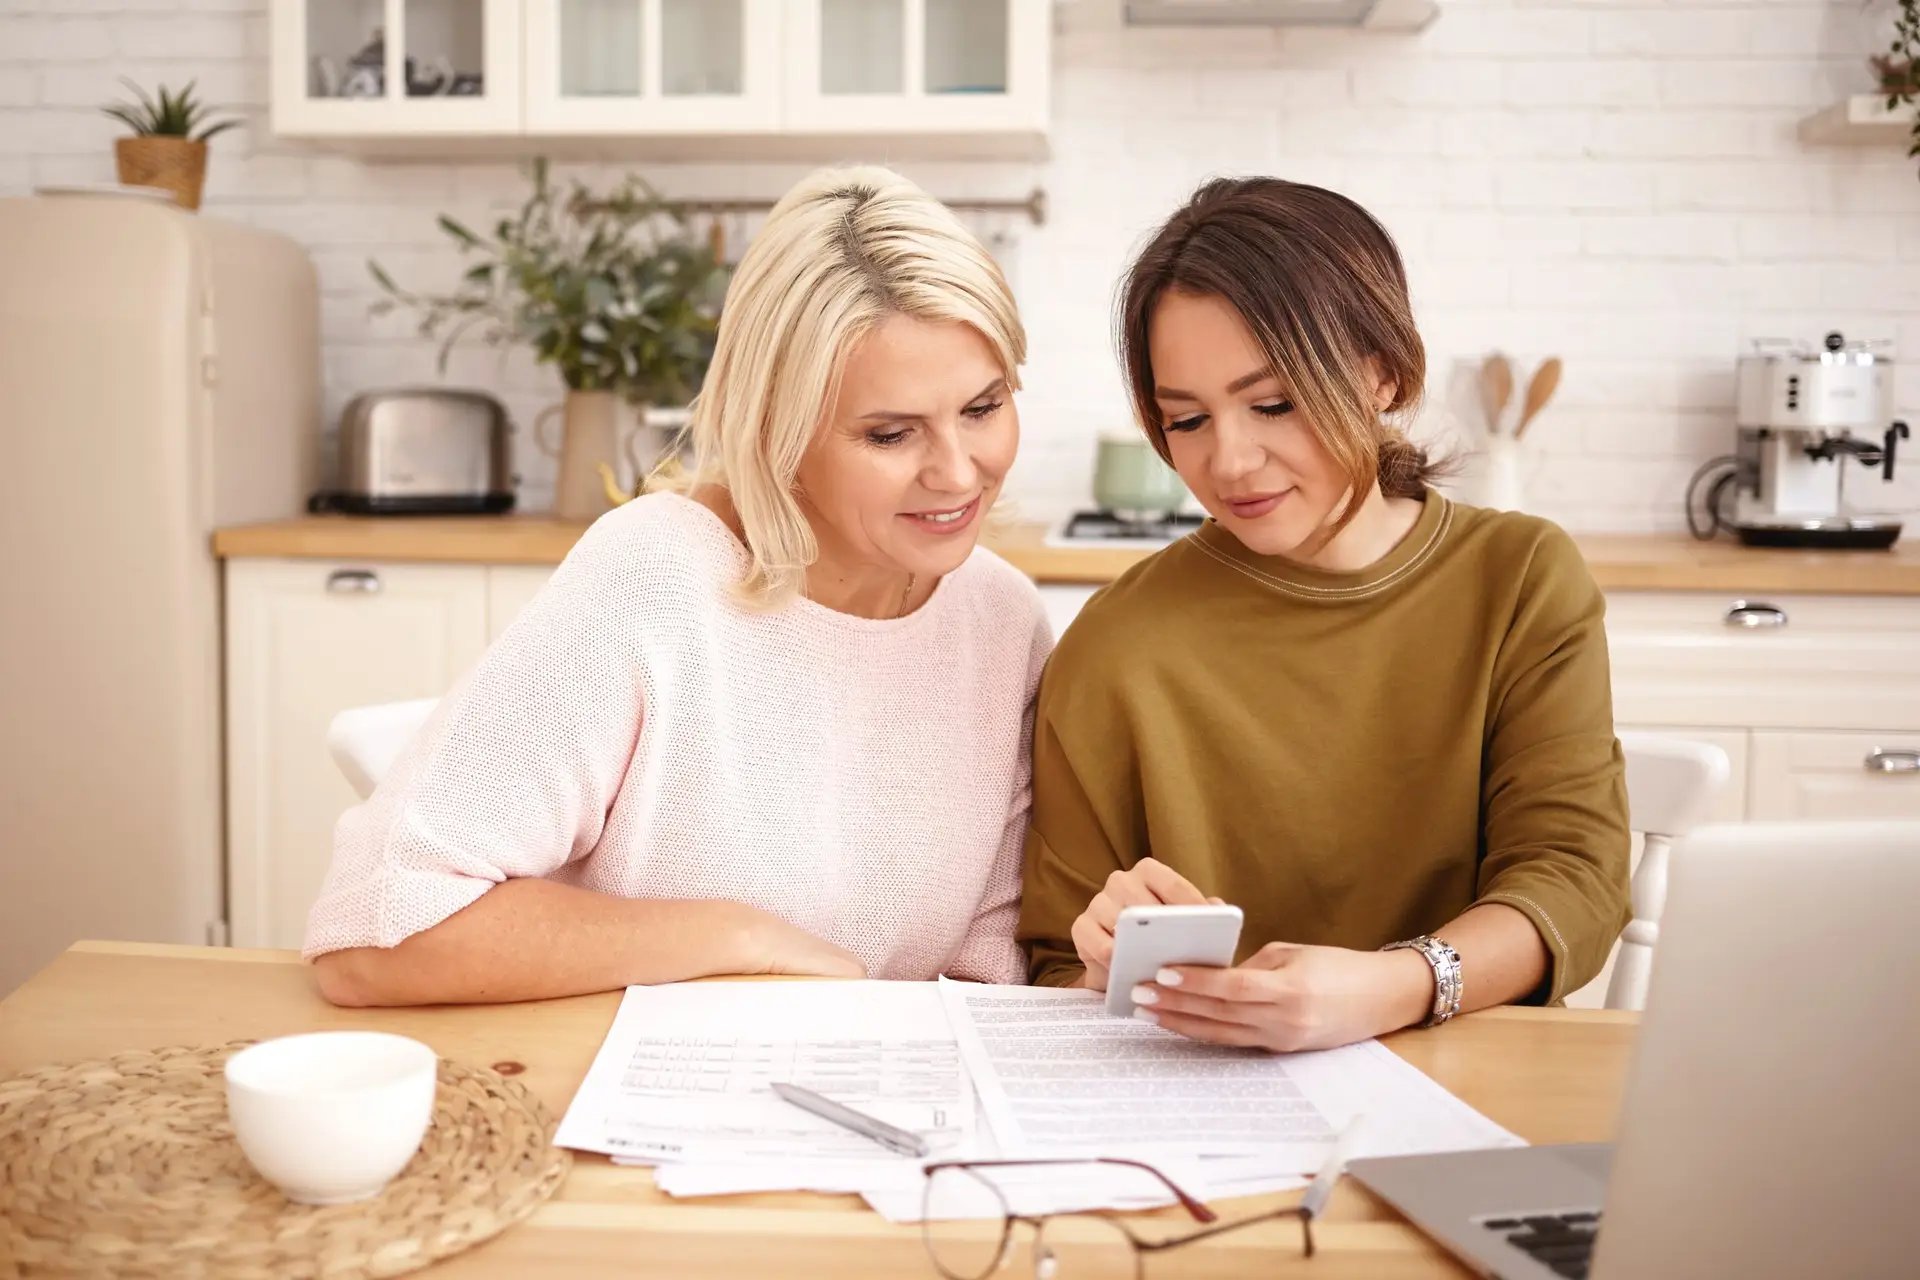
1133, 1008, 1158, 1024
1156, 968, 1183, 987
1130, 984, 1157, 1006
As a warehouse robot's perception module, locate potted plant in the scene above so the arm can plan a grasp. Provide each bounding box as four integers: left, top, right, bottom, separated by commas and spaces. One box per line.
1879, 0, 1920, 165
101, 78, 240, 211
371, 159, 728, 520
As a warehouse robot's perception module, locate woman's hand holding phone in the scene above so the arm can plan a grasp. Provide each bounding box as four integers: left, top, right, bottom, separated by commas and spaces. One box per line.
1130, 942, 1434, 1053
1068, 857, 1220, 991
1068, 860, 1437, 1053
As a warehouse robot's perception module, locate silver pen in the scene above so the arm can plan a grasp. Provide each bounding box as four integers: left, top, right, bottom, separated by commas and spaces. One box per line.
1302, 1113, 1368, 1221
770, 1081, 930, 1158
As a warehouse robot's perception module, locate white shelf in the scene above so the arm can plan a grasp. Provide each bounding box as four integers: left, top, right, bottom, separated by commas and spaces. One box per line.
1797, 94, 1917, 146
284, 129, 1050, 162
1122, 0, 1438, 33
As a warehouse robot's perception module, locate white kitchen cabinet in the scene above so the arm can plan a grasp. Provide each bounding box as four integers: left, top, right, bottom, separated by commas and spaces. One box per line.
1748, 731, 1920, 822
523, 0, 784, 135
1604, 592, 1920, 733
271, 0, 1050, 153
1605, 591, 1920, 828
488, 564, 557, 639
225, 559, 488, 950
782, 0, 1051, 153
270, 0, 523, 138
219, 546, 1920, 960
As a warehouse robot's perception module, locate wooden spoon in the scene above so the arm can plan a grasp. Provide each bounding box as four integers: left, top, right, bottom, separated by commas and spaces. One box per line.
1515, 357, 1563, 440
1480, 354, 1514, 438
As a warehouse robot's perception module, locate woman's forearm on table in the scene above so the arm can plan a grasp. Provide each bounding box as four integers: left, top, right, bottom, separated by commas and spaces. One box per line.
1434, 901, 1552, 1014
311, 879, 761, 1007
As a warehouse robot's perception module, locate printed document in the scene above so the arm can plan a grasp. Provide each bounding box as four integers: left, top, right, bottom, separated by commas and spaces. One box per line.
940, 980, 1523, 1168
555, 980, 972, 1162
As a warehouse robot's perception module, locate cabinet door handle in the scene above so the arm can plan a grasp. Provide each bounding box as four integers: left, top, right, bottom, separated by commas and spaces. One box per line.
1865, 748, 1920, 774
325, 569, 382, 595
1723, 600, 1787, 628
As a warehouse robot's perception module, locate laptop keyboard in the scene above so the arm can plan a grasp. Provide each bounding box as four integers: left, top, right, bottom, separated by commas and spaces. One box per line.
1478, 1210, 1602, 1279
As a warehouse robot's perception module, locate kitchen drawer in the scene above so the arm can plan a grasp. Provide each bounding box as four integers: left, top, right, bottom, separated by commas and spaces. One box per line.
1748, 730, 1920, 821
488, 565, 556, 641
225, 560, 489, 949
1605, 592, 1920, 732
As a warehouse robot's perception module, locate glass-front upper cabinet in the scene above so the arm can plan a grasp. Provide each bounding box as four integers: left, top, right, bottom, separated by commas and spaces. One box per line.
524, 0, 783, 133
270, 0, 523, 136
783, 0, 1048, 150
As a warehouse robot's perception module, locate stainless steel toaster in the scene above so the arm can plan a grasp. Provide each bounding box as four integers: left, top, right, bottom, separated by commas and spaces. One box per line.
310, 388, 515, 515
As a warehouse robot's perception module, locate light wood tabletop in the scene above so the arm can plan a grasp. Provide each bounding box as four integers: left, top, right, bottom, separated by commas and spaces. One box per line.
0, 942, 1639, 1278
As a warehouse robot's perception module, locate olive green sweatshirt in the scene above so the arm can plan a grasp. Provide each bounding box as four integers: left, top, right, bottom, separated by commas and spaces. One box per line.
1017, 494, 1630, 1005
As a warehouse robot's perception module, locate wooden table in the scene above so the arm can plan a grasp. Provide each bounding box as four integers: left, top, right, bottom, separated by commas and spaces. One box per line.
0, 943, 1638, 1278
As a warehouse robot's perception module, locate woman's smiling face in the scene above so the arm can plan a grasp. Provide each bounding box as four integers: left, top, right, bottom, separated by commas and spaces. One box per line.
794, 312, 1018, 584
1148, 290, 1391, 559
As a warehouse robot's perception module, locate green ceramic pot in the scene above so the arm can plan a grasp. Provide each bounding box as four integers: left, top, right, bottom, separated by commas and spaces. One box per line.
1093, 435, 1190, 517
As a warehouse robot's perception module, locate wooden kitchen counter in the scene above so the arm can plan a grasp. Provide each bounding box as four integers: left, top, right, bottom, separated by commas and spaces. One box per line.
2, 941, 1639, 1278
211, 513, 1920, 593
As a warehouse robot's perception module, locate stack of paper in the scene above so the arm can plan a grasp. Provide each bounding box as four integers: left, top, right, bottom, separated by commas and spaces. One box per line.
939, 979, 1525, 1168
553, 976, 1522, 1223
554, 981, 973, 1165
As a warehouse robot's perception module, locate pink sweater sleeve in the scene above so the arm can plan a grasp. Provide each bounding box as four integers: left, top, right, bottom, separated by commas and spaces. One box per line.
303, 521, 648, 957
943, 605, 1053, 985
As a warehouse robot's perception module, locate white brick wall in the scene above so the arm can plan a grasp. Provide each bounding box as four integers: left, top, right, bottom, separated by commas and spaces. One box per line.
2, 0, 1918, 532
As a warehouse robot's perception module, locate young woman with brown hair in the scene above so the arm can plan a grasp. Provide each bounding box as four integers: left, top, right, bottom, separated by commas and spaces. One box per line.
1017, 178, 1630, 1051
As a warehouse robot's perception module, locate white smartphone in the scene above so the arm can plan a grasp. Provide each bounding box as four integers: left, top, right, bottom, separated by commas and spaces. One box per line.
1104, 903, 1244, 1018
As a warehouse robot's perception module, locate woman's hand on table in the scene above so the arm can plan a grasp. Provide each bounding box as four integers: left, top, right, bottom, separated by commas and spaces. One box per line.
1128, 941, 1435, 1053
1068, 857, 1218, 992
733, 906, 868, 979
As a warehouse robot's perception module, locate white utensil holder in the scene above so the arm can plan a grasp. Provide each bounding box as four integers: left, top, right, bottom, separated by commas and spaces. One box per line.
1476, 435, 1529, 513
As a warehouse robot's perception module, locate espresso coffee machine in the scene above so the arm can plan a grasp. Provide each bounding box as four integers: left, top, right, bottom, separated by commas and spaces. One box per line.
1689, 332, 1909, 548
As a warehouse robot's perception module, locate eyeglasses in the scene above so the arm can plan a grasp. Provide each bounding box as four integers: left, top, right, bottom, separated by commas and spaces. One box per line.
918, 1118, 1365, 1280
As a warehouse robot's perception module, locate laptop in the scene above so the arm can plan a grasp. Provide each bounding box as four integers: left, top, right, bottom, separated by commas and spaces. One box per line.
1349, 820, 1920, 1280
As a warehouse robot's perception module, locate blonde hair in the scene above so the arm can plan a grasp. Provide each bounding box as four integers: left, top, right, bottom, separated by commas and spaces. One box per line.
653, 165, 1025, 605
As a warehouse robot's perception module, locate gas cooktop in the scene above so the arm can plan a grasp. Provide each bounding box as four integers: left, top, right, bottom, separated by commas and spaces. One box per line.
1047, 510, 1207, 547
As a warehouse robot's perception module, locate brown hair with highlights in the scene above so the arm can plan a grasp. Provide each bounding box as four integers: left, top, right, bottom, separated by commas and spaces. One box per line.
1118, 177, 1440, 529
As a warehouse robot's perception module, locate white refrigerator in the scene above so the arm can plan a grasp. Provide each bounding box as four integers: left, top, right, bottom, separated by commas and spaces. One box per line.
0, 190, 319, 995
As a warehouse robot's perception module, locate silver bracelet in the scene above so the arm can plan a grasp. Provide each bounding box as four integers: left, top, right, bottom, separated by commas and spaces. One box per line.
1381, 935, 1463, 1027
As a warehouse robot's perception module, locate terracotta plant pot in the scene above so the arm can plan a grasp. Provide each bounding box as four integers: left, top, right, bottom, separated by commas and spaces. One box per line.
114, 136, 208, 211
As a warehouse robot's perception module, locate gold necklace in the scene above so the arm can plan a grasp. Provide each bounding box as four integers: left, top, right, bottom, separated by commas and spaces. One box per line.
896, 573, 917, 619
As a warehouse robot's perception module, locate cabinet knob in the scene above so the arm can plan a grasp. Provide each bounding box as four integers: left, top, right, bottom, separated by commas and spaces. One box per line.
1723, 600, 1787, 628
1865, 748, 1920, 774
326, 569, 382, 595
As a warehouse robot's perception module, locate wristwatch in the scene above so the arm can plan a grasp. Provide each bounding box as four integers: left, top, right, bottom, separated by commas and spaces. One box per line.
1382, 935, 1463, 1027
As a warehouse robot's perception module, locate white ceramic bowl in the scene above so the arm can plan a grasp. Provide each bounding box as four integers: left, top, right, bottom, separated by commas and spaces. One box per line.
224, 1031, 438, 1205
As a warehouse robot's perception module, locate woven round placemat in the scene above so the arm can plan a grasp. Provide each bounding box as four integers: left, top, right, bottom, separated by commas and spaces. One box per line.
0, 1040, 570, 1280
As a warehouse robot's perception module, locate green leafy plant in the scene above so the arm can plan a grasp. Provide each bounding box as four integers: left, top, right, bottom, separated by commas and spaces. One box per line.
370, 159, 728, 404
101, 78, 240, 142
1881, 0, 1920, 164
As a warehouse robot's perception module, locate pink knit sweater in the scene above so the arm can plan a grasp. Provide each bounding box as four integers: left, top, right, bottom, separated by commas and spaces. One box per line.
303, 493, 1052, 984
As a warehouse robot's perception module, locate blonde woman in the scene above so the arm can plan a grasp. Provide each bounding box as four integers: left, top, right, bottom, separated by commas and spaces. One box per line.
306, 167, 1050, 1006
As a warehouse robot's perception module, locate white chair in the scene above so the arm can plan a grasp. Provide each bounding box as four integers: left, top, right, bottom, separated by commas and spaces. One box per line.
327, 697, 440, 801
1604, 731, 1732, 1011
